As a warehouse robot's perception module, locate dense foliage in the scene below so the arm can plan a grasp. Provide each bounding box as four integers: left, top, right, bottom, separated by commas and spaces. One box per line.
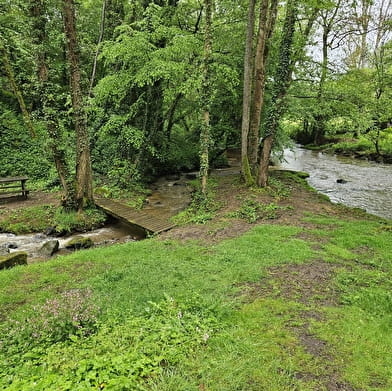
0, 0, 391, 189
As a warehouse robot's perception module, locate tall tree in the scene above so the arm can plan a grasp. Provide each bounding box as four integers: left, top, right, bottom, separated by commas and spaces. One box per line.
257, 0, 298, 186
199, 0, 213, 195
240, 0, 256, 186
247, 0, 278, 171
63, 0, 93, 209
29, 0, 75, 207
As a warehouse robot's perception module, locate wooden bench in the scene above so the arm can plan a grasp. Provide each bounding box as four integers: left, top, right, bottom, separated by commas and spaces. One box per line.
0, 176, 29, 199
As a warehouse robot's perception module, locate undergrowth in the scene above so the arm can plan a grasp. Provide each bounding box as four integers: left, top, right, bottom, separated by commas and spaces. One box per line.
228, 198, 290, 223
0, 205, 107, 235
0, 295, 219, 391
172, 179, 222, 225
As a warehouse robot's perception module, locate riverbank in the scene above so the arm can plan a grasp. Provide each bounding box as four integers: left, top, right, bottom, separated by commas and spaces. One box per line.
0, 191, 107, 235
1, 169, 391, 390
281, 145, 392, 220
303, 136, 392, 164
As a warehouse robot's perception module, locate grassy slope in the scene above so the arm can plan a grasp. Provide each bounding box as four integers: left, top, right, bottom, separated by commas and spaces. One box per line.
0, 198, 391, 389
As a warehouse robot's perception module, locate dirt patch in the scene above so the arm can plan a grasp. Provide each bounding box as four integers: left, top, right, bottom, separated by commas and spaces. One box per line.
239, 258, 361, 391
241, 261, 341, 306
291, 309, 359, 390
160, 167, 354, 244
0, 191, 60, 211
296, 369, 358, 391
293, 318, 360, 391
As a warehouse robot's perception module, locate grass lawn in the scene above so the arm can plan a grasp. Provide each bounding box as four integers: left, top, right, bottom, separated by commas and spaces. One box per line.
0, 173, 391, 390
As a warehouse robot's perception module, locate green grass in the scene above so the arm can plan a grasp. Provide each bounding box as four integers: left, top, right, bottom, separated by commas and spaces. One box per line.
0, 205, 107, 234
329, 134, 392, 159
0, 205, 56, 234
149, 299, 318, 391
314, 308, 392, 390
0, 213, 391, 390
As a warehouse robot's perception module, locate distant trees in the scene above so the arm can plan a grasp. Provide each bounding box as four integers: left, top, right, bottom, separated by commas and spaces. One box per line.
0, 0, 390, 197
290, 0, 392, 157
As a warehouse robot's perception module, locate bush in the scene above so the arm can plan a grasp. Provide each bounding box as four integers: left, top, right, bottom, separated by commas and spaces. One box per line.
0, 108, 53, 180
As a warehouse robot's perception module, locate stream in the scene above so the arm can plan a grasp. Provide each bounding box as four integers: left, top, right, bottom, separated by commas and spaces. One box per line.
0, 173, 192, 261
3, 147, 391, 261
280, 145, 392, 220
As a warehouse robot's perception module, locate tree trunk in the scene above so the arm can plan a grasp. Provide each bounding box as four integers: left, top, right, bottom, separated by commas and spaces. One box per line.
30, 0, 74, 206
89, 0, 106, 97
240, 0, 256, 186
257, 0, 297, 187
0, 42, 35, 137
248, 0, 278, 170
199, 0, 213, 196
63, 0, 93, 209
257, 134, 273, 187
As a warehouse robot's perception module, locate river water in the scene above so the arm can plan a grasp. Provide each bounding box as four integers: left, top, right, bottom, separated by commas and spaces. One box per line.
0, 173, 192, 260
280, 146, 392, 220
0, 221, 139, 261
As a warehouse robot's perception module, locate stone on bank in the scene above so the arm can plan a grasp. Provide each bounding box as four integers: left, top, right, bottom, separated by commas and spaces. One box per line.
0, 252, 28, 270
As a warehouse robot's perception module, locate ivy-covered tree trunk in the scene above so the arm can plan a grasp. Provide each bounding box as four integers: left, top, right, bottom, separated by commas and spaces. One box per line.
200, 0, 213, 196
63, 0, 93, 209
30, 0, 74, 207
248, 0, 278, 171
257, 0, 297, 187
240, 0, 256, 186
0, 41, 35, 137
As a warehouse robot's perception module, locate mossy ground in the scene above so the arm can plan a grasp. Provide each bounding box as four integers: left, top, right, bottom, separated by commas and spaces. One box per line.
0, 192, 106, 235
0, 169, 391, 390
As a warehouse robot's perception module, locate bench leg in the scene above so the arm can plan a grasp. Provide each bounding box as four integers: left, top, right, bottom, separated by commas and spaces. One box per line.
21, 180, 28, 199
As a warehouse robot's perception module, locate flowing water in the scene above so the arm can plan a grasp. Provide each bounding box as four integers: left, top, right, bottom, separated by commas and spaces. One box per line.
0, 173, 192, 260
280, 146, 392, 220
0, 221, 138, 260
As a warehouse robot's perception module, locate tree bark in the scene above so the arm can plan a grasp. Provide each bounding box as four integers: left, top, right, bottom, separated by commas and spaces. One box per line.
30, 0, 74, 206
257, 0, 297, 187
63, 0, 93, 209
0, 42, 35, 137
240, 0, 256, 186
248, 0, 278, 170
199, 0, 213, 196
257, 134, 273, 187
